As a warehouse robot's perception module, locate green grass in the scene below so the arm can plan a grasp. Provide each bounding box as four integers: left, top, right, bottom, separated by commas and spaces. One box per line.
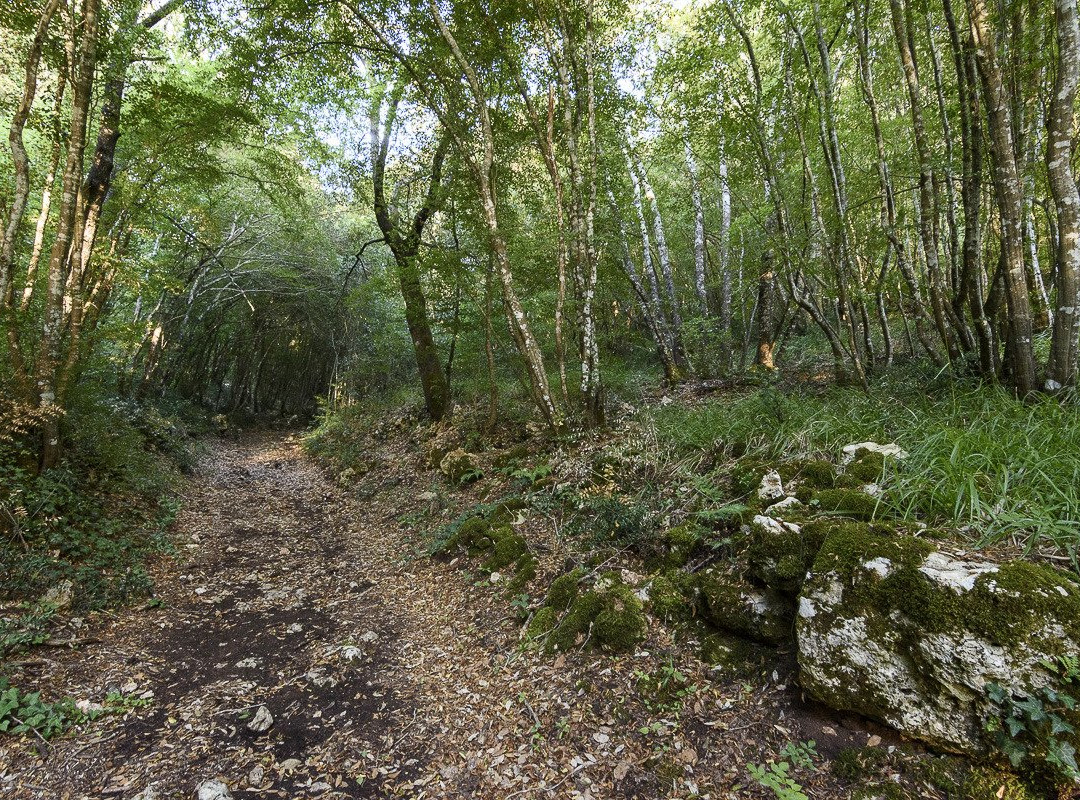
650, 373, 1080, 563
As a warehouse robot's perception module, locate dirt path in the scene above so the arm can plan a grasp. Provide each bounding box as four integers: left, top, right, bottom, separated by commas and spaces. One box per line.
2, 435, 879, 800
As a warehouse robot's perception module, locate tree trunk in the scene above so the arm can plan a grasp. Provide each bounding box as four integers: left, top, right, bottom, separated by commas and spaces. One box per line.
37, 0, 101, 470
370, 87, 452, 422
968, 0, 1038, 393
1045, 0, 1080, 389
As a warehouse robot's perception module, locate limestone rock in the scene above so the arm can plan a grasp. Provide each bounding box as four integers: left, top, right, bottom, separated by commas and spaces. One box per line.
840, 441, 907, 465
765, 496, 803, 517
747, 517, 827, 595
757, 470, 785, 503
196, 780, 232, 800
439, 448, 479, 483
696, 567, 794, 644
796, 522, 1080, 754
41, 579, 73, 611
246, 705, 273, 733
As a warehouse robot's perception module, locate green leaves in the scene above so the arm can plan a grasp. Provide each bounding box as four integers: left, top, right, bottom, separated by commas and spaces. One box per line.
985, 664, 1080, 786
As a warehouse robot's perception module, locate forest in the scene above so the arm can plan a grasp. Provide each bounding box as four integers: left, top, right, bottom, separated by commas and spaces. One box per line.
2, 0, 1080, 797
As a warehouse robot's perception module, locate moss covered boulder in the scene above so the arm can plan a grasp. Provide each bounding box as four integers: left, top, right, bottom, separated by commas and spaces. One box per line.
530, 571, 647, 653
747, 516, 828, 594
696, 566, 794, 644
440, 448, 480, 483
796, 523, 1080, 755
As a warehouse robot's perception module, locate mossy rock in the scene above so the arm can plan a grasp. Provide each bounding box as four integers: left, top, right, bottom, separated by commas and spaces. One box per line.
440, 448, 481, 483
489, 497, 528, 526
644, 524, 702, 572
505, 552, 537, 595
545, 569, 583, 611
846, 448, 887, 484
814, 488, 882, 521
796, 522, 1080, 756
960, 767, 1039, 800
729, 458, 770, 496
747, 517, 830, 594
647, 572, 694, 622
538, 573, 647, 654
697, 628, 765, 676
695, 566, 794, 644
479, 526, 525, 570
444, 516, 494, 554
527, 606, 558, 640
792, 458, 838, 490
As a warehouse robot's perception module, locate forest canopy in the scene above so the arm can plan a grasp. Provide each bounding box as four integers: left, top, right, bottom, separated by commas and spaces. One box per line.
0, 0, 1078, 457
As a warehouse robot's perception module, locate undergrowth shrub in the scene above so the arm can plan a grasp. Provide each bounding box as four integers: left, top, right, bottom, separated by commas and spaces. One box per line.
0, 391, 188, 616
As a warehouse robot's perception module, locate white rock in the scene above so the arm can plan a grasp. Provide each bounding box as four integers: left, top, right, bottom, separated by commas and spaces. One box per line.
840, 441, 907, 465
132, 787, 159, 800
247, 765, 264, 787
196, 780, 232, 800
757, 470, 785, 502
917, 551, 998, 593
358, 630, 379, 644
41, 579, 74, 610
797, 542, 1079, 754
752, 514, 801, 536
286, 622, 303, 634
765, 496, 804, 517
247, 705, 273, 733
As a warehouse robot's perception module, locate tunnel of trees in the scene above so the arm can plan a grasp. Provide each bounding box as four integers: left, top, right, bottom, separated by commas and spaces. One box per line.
1, 0, 1078, 469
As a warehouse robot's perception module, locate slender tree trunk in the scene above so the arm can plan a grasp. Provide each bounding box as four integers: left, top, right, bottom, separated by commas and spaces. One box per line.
890, 0, 958, 362
431, 1, 563, 430
718, 142, 733, 335
37, 0, 101, 469
369, 88, 452, 421
1045, 0, 1080, 389
685, 138, 708, 317
968, 0, 1038, 393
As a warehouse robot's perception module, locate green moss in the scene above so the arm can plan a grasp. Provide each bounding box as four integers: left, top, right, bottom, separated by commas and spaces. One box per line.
444, 516, 493, 553
847, 449, 887, 483
909, 755, 967, 795
593, 582, 647, 650
479, 527, 525, 570
489, 497, 527, 526
797, 459, 838, 489
505, 553, 537, 595
542, 574, 647, 653
648, 573, 693, 622
812, 523, 1080, 651
697, 629, 763, 675
545, 570, 582, 610
547, 590, 605, 652
831, 746, 890, 781
527, 606, 558, 640
646, 524, 702, 571
730, 458, 769, 496
815, 488, 882, 520
747, 518, 830, 594
960, 767, 1039, 800
695, 567, 794, 644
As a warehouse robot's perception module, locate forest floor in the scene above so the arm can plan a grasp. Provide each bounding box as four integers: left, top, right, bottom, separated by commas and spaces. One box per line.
1, 432, 934, 800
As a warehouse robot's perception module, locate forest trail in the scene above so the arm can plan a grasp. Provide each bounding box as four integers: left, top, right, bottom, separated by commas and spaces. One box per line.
4, 434, 870, 800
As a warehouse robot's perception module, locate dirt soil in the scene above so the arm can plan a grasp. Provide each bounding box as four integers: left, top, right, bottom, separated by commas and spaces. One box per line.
0, 434, 909, 799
